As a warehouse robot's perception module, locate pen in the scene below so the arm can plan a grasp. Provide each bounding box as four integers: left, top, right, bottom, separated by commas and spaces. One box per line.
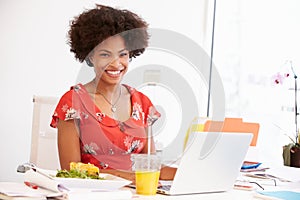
241, 167, 270, 172
24, 181, 38, 189
31, 167, 54, 180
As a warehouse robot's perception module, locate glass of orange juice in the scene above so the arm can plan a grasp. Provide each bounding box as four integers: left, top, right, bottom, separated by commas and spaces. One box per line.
131, 154, 161, 195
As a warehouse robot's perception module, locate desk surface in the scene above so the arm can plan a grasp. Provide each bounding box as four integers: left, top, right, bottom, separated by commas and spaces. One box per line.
132, 183, 300, 200
0, 181, 299, 200
1, 166, 300, 200
132, 189, 254, 200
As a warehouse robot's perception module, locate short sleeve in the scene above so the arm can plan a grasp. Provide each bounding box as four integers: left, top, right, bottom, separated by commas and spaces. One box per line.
50, 90, 80, 128
129, 86, 161, 126
140, 94, 161, 126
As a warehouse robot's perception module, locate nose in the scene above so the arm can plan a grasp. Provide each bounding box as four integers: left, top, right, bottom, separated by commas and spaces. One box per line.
109, 57, 122, 67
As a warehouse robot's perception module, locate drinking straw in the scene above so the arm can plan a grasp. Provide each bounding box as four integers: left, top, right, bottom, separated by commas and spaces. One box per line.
147, 108, 158, 170
147, 124, 152, 156
147, 124, 152, 171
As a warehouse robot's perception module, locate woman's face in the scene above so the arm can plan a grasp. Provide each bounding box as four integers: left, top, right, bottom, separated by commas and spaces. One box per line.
90, 35, 130, 85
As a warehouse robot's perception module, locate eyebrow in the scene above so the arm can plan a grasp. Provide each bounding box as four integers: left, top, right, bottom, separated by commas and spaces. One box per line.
97, 48, 128, 53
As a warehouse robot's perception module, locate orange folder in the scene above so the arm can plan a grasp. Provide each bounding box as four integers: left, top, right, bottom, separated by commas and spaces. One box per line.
204, 118, 259, 146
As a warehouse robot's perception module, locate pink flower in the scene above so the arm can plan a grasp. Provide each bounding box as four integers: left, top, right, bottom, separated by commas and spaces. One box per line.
272, 60, 294, 85
272, 72, 289, 85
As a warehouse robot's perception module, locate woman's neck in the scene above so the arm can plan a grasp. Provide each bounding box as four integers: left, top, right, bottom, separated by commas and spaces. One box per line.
92, 79, 121, 98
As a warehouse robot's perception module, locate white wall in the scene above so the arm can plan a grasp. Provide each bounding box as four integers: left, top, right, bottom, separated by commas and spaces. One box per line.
0, 0, 207, 181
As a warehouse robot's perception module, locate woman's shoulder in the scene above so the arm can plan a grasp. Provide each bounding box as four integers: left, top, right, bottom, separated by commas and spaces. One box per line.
122, 84, 135, 94
122, 84, 153, 110
56, 83, 87, 104
122, 84, 149, 99
60, 83, 85, 96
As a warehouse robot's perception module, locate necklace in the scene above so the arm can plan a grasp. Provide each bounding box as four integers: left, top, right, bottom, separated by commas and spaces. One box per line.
96, 87, 122, 113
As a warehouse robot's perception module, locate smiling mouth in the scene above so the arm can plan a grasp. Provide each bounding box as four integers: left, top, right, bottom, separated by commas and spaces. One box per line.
105, 69, 124, 76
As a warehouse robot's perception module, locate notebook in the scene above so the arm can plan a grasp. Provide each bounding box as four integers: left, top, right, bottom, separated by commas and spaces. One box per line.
157, 132, 253, 195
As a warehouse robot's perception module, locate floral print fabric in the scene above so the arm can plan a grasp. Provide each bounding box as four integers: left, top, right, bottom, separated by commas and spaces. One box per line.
50, 83, 160, 170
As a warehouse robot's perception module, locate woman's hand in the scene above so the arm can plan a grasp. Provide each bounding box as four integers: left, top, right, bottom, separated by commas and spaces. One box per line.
101, 169, 136, 184
101, 165, 177, 187
159, 166, 177, 180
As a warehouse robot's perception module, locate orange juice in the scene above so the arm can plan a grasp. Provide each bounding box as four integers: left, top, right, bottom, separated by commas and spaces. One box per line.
135, 170, 160, 195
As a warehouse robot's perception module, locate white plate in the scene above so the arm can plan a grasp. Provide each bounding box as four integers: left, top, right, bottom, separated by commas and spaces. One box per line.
54, 173, 131, 190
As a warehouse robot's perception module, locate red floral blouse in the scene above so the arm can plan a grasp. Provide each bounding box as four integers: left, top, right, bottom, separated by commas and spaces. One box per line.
50, 83, 160, 170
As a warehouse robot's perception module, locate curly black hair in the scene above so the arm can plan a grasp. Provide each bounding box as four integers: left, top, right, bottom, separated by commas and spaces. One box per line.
68, 4, 149, 62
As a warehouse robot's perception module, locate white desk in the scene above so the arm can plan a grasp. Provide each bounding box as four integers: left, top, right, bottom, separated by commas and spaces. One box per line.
132, 183, 300, 200
132, 189, 253, 200
131, 165, 300, 200
1, 166, 300, 200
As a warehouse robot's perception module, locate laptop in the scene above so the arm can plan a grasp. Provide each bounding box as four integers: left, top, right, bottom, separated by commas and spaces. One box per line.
157, 131, 253, 195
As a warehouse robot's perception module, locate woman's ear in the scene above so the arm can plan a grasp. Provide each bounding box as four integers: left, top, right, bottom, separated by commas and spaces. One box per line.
85, 58, 94, 67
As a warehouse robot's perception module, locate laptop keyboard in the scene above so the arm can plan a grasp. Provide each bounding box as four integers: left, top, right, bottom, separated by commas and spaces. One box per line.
159, 184, 171, 191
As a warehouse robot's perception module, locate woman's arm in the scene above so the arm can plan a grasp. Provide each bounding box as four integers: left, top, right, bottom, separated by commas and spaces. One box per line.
57, 119, 81, 170
57, 119, 137, 182
101, 169, 136, 182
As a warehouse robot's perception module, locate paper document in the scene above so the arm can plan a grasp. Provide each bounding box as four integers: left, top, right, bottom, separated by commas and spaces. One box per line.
24, 169, 68, 192
0, 182, 65, 199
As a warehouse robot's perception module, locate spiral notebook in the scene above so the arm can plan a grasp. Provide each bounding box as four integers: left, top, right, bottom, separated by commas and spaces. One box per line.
157, 132, 253, 195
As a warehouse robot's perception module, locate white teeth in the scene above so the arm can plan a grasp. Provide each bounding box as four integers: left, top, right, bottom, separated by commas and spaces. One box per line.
106, 70, 121, 75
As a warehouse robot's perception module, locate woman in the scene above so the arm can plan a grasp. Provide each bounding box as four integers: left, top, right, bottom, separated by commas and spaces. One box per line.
50, 4, 176, 181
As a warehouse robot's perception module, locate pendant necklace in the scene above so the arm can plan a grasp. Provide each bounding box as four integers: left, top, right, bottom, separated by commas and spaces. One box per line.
97, 87, 122, 113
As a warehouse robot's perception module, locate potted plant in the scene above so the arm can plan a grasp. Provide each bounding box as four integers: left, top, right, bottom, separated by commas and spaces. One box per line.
282, 130, 300, 167
275, 61, 300, 167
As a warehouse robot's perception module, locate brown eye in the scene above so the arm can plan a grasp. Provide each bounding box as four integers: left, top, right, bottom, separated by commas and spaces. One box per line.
120, 52, 128, 57
99, 53, 110, 58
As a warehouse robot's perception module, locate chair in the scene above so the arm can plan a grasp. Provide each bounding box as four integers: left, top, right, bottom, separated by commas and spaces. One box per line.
29, 95, 60, 170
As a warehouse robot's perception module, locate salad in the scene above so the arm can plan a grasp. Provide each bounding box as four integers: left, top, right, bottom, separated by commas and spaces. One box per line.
56, 162, 104, 180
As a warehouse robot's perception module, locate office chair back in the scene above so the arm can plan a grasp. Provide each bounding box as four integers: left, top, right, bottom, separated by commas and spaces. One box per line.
29, 95, 60, 170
